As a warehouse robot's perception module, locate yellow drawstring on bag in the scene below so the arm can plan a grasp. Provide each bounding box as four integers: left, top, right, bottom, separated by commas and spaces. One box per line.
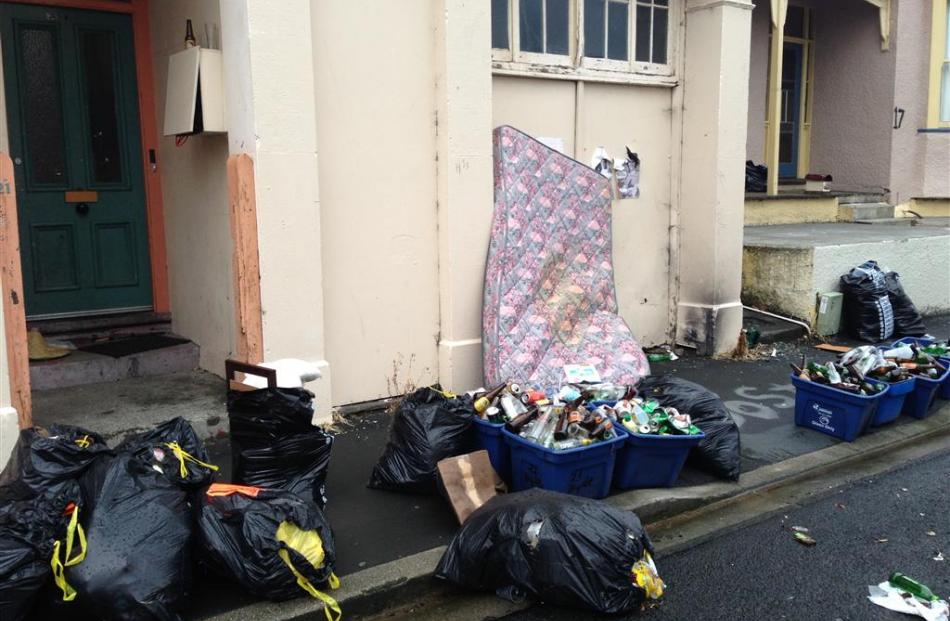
275, 521, 342, 621
74, 435, 92, 449
163, 442, 219, 479
51, 504, 87, 601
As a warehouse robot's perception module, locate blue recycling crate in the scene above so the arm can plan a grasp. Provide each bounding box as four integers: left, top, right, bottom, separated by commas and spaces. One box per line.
612, 426, 705, 489
472, 417, 510, 481
791, 374, 887, 441
940, 357, 950, 400
501, 427, 625, 499
901, 366, 949, 419
870, 377, 914, 426
890, 336, 936, 348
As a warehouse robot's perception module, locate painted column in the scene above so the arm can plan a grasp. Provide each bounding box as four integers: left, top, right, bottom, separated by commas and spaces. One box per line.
219, 0, 332, 419
765, 0, 787, 195
676, 0, 753, 355
434, 0, 495, 391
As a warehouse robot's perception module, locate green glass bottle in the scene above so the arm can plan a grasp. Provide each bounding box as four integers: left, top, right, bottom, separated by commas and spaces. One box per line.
889, 572, 940, 602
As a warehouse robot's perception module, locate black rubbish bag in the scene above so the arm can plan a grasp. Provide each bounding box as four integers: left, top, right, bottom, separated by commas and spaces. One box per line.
68, 452, 193, 621
0, 482, 83, 621
636, 375, 742, 481
0, 425, 110, 501
885, 271, 927, 337
840, 260, 895, 342
197, 483, 340, 619
227, 388, 333, 507
435, 489, 655, 614
368, 386, 475, 494
117, 417, 218, 489
745, 160, 767, 193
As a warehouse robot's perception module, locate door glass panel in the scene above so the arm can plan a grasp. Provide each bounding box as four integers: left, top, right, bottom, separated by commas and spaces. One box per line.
80, 30, 123, 184
784, 6, 804, 38
19, 26, 67, 186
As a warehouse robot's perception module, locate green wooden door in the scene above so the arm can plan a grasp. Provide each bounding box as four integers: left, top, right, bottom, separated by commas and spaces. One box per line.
0, 3, 152, 318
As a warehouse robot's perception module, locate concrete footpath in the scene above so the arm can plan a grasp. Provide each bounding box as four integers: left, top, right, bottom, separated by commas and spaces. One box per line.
26, 316, 950, 621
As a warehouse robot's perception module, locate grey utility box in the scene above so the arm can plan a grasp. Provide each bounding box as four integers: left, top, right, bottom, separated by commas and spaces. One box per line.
816, 292, 843, 336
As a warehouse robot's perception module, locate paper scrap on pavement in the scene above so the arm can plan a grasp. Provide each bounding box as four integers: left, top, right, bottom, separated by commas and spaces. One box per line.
867, 583, 949, 621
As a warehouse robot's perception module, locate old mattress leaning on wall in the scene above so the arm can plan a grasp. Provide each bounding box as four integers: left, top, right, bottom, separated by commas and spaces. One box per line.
482, 125, 650, 388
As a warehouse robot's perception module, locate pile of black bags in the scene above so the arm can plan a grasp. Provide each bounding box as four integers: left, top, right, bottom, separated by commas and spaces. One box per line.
228, 388, 334, 507
840, 260, 926, 342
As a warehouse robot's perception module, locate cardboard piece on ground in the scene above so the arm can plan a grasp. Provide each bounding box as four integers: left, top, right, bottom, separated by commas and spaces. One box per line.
437, 450, 505, 524
814, 344, 852, 353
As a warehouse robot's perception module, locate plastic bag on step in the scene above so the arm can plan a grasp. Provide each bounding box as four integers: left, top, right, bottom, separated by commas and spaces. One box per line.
636, 375, 742, 480
227, 388, 333, 507
435, 489, 659, 614
0, 425, 110, 502
198, 483, 340, 620
885, 271, 926, 337
368, 387, 475, 494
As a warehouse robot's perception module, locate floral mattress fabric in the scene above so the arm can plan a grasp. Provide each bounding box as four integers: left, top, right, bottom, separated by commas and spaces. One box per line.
482, 126, 650, 388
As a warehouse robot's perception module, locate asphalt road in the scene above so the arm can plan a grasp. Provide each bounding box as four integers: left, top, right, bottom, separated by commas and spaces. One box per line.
500, 449, 950, 621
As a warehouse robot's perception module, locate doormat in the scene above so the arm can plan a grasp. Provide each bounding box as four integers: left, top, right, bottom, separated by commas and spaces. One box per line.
78, 334, 190, 358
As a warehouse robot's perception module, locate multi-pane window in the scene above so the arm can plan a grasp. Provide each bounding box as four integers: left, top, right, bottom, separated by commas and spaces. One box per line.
492, 0, 673, 75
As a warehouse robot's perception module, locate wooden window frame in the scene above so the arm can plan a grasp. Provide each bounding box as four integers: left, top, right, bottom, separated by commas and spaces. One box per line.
492, 0, 678, 86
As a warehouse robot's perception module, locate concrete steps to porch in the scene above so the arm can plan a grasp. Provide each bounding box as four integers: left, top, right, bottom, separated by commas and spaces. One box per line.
28, 312, 199, 391
838, 202, 895, 221
742, 220, 950, 329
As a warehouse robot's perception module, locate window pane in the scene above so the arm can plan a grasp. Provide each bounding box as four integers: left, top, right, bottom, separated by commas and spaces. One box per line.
19, 27, 67, 185
652, 6, 667, 64
655, 0, 668, 5
492, 0, 509, 49
607, 2, 628, 60
81, 31, 123, 184
940, 63, 950, 122
584, 0, 606, 58
784, 6, 804, 38
520, 0, 543, 52
546, 0, 570, 54
635, 4, 651, 62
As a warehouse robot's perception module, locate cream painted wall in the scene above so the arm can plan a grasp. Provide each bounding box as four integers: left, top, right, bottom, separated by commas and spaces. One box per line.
890, 0, 950, 202
150, 0, 235, 373
312, 0, 441, 405
492, 76, 673, 347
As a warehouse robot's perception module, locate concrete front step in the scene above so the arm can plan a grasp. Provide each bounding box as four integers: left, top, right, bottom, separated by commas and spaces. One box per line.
30, 338, 199, 391
838, 202, 894, 221
837, 193, 888, 205
742, 222, 950, 326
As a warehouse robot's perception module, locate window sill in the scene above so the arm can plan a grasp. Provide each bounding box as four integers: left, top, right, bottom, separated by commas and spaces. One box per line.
491, 60, 678, 87
917, 127, 950, 133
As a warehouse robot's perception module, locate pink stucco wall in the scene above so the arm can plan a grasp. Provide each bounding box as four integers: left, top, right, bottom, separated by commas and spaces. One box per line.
809, 0, 897, 191
890, 0, 950, 201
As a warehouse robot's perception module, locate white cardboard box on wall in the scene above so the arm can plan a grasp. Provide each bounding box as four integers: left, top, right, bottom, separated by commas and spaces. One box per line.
163, 47, 227, 136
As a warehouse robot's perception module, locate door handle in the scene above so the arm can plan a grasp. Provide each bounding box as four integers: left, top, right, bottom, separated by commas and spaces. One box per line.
76, 202, 90, 216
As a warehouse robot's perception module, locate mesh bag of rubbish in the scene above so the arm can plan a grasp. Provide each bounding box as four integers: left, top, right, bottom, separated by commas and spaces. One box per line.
67, 419, 217, 620
885, 271, 926, 337
368, 386, 476, 494
227, 388, 333, 507
0, 425, 110, 502
0, 481, 85, 621
840, 260, 895, 342
435, 489, 662, 614
636, 375, 742, 481
197, 483, 341, 620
